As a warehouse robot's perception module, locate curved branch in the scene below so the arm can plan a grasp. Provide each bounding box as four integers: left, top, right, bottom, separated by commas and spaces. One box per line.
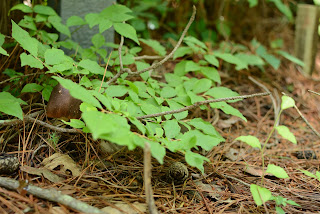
128, 6, 197, 76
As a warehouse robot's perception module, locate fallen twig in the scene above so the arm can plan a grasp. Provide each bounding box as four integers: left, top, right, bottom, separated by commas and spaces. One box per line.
144, 142, 158, 214
249, 77, 280, 147
0, 176, 105, 214
137, 92, 270, 120
293, 105, 320, 139
0, 111, 78, 133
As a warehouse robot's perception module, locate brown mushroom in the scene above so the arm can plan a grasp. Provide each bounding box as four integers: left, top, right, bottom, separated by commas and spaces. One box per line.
46, 83, 82, 119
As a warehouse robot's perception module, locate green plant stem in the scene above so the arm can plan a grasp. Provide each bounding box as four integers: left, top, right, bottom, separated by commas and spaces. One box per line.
260, 109, 283, 185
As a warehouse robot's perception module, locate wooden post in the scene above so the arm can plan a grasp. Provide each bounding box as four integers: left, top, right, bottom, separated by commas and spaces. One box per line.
294, 4, 320, 76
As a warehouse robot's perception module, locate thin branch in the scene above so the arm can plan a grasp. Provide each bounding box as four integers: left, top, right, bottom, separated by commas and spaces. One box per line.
0, 111, 79, 133
134, 55, 164, 60
0, 177, 105, 214
137, 92, 270, 120
106, 36, 125, 86
308, 89, 320, 96
249, 77, 279, 147
24, 116, 79, 133
118, 35, 125, 71
127, 5, 197, 76
99, 51, 113, 93
293, 105, 320, 139
144, 142, 158, 214
0, 73, 42, 85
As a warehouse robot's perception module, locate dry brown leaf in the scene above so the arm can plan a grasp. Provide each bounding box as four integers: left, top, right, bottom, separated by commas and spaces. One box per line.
225, 148, 245, 161
42, 153, 81, 177
194, 181, 223, 200
20, 165, 64, 183
244, 165, 272, 177
218, 116, 242, 129
101, 202, 147, 214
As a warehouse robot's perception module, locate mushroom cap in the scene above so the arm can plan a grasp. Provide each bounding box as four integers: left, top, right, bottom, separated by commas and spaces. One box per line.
46, 83, 82, 119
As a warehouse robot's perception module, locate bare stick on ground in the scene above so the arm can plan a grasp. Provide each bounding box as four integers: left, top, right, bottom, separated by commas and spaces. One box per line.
0, 111, 78, 133
144, 142, 158, 214
0, 176, 106, 214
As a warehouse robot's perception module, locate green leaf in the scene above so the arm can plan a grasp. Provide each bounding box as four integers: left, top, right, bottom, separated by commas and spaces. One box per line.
18, 15, 37, 31
165, 135, 196, 152
78, 59, 105, 75
129, 117, 146, 135
85, 13, 101, 28
66, 16, 86, 27
0, 46, 8, 56
91, 91, 112, 111
42, 85, 53, 101
173, 47, 193, 59
52, 77, 102, 109
48, 16, 71, 37
185, 61, 201, 72
214, 52, 248, 70
277, 50, 304, 67
105, 85, 128, 97
316, 171, 320, 182
79, 76, 93, 88
267, 0, 293, 21
250, 184, 272, 206
82, 111, 137, 150
275, 125, 297, 144
210, 101, 247, 122
21, 83, 43, 93
100, 4, 134, 22
163, 119, 181, 139
248, 0, 258, 7
10, 4, 33, 13
184, 36, 207, 50
160, 86, 177, 98
148, 141, 166, 164
185, 151, 209, 174
33, 5, 57, 16
275, 207, 285, 214
235, 135, 261, 149
256, 45, 280, 70
192, 79, 212, 94
266, 164, 289, 179
91, 33, 105, 48
174, 60, 187, 76
300, 169, 316, 178
44, 48, 67, 65
140, 39, 166, 56
11, 21, 38, 57
114, 23, 140, 45
200, 67, 221, 84
0, 92, 27, 119
235, 53, 265, 66
281, 95, 295, 110
20, 53, 43, 69
204, 54, 219, 67
205, 87, 240, 103
286, 200, 300, 207
62, 119, 85, 129
99, 20, 113, 33
167, 100, 188, 120
183, 130, 223, 151
187, 118, 223, 138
